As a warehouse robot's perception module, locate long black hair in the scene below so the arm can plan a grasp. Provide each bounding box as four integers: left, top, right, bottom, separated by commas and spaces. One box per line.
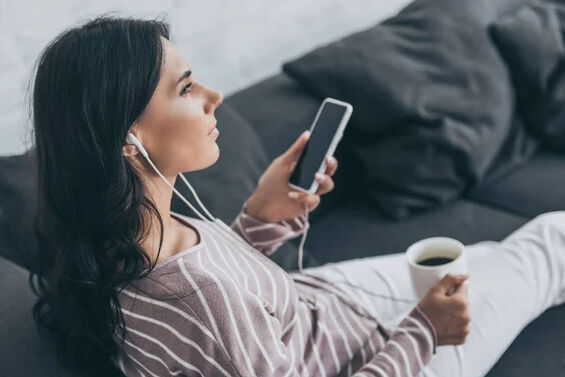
29, 15, 170, 376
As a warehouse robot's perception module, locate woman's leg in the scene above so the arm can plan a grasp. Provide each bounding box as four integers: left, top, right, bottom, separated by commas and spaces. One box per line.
301, 211, 565, 377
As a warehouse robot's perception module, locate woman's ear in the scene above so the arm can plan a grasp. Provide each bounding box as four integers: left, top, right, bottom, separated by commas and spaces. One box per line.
123, 125, 142, 157
122, 143, 140, 157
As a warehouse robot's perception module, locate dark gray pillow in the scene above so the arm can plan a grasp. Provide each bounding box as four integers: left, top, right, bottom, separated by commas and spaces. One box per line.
0, 257, 76, 377
0, 149, 38, 270
490, 2, 565, 150
282, 0, 535, 219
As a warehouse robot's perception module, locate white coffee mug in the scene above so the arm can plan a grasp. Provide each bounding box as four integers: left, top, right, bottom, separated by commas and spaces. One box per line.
406, 237, 469, 298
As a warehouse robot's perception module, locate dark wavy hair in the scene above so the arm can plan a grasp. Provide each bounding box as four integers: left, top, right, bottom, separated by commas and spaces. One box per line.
28, 15, 170, 376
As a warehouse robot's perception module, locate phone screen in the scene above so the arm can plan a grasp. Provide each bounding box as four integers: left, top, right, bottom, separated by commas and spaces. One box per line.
289, 101, 348, 191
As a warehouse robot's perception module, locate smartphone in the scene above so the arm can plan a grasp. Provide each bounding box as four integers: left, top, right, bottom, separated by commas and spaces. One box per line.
289, 97, 353, 194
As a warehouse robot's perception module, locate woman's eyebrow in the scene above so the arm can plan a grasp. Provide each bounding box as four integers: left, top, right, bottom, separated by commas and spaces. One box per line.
176, 69, 192, 85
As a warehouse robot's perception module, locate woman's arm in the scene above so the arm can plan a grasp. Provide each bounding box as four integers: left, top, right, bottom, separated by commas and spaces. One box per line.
230, 199, 308, 256
184, 284, 436, 377
354, 305, 437, 376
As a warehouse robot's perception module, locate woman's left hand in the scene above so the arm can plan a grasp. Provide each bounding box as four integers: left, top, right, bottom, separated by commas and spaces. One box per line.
245, 131, 338, 223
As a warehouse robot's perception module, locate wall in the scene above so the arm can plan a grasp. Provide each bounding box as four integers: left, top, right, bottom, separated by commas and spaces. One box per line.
0, 0, 410, 155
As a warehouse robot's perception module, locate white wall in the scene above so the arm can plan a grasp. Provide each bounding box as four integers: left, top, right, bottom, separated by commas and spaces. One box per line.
0, 0, 410, 156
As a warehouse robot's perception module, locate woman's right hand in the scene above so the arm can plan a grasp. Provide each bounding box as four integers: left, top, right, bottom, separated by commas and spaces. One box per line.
417, 274, 471, 346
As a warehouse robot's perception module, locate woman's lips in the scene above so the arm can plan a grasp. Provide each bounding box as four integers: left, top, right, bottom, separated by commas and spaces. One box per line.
207, 121, 218, 135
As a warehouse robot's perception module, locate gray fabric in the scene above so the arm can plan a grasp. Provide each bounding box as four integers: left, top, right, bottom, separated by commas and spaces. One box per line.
0, 149, 39, 270
0, 256, 76, 377
467, 151, 565, 217
470, 113, 538, 189
490, 1, 565, 150
224, 74, 322, 161
282, 0, 536, 220
303, 197, 529, 265
486, 304, 565, 376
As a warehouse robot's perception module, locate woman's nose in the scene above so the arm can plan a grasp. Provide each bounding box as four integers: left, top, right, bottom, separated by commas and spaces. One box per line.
206, 90, 223, 113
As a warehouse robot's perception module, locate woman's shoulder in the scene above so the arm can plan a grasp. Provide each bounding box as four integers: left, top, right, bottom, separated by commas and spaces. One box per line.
118, 260, 216, 310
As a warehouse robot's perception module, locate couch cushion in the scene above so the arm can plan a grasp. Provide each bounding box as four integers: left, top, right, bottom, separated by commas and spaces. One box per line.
225, 74, 322, 161
0, 149, 39, 270
485, 303, 565, 376
281, 0, 538, 220
303, 197, 528, 265
0, 256, 76, 377
467, 151, 565, 217
490, 2, 565, 150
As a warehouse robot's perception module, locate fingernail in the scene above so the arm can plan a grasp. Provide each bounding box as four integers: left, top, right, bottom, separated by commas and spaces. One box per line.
303, 130, 311, 139
315, 172, 325, 180
330, 156, 337, 164
288, 192, 299, 198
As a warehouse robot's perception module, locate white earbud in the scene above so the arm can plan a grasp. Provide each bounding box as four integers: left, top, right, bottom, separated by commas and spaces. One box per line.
126, 133, 148, 158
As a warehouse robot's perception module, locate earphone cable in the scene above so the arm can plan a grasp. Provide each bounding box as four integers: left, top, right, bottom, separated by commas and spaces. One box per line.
130, 133, 417, 308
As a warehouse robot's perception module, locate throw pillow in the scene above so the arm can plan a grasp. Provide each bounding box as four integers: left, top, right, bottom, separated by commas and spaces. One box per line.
282, 0, 534, 219
490, 1, 565, 150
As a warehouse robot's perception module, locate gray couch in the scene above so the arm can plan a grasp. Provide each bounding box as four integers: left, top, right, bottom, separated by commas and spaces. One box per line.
2, 71, 565, 376
3, 0, 565, 372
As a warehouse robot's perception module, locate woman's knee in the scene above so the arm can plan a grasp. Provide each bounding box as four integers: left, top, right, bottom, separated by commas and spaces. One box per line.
530, 211, 565, 233
503, 211, 565, 249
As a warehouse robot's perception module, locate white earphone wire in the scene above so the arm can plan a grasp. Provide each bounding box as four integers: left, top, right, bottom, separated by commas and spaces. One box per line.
126, 132, 416, 312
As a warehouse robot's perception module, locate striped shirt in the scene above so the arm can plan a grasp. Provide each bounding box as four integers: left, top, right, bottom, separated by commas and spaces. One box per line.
115, 201, 438, 377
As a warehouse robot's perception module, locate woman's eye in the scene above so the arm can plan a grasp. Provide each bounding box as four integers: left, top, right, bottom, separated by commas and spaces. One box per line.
180, 82, 192, 96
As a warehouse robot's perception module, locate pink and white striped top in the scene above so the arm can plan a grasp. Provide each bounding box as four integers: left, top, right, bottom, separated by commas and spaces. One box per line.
115, 201, 438, 377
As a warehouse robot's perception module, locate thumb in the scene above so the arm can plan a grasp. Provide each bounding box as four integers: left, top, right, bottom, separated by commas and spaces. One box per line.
282, 130, 310, 163
435, 274, 469, 295
452, 278, 468, 296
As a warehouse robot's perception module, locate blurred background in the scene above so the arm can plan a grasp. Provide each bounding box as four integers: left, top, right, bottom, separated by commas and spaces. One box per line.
0, 0, 410, 156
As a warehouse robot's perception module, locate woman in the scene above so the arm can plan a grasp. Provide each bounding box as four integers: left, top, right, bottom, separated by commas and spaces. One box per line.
30, 16, 565, 377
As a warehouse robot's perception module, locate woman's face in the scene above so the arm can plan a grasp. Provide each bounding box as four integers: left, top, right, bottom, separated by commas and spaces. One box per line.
126, 37, 224, 176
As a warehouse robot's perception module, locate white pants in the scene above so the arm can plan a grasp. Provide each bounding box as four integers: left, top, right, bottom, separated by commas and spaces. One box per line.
301, 211, 565, 377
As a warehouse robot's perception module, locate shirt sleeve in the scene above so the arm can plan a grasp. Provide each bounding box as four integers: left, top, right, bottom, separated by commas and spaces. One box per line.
229, 199, 309, 256
353, 305, 438, 377
186, 284, 437, 377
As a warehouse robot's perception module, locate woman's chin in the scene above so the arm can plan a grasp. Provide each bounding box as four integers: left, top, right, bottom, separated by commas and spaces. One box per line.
208, 144, 220, 165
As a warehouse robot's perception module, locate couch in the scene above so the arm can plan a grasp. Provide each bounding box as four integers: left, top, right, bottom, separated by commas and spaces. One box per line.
2, 1, 565, 377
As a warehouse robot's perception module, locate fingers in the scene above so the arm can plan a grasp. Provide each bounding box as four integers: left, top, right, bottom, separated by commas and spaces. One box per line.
454, 305, 472, 343
325, 155, 338, 176
441, 331, 470, 346
453, 279, 468, 296
282, 131, 310, 164
288, 191, 320, 210
448, 292, 469, 313
315, 172, 335, 195
312, 156, 338, 195
434, 274, 469, 295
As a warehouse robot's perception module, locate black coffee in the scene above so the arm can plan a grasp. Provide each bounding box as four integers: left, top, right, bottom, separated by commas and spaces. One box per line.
417, 257, 454, 266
